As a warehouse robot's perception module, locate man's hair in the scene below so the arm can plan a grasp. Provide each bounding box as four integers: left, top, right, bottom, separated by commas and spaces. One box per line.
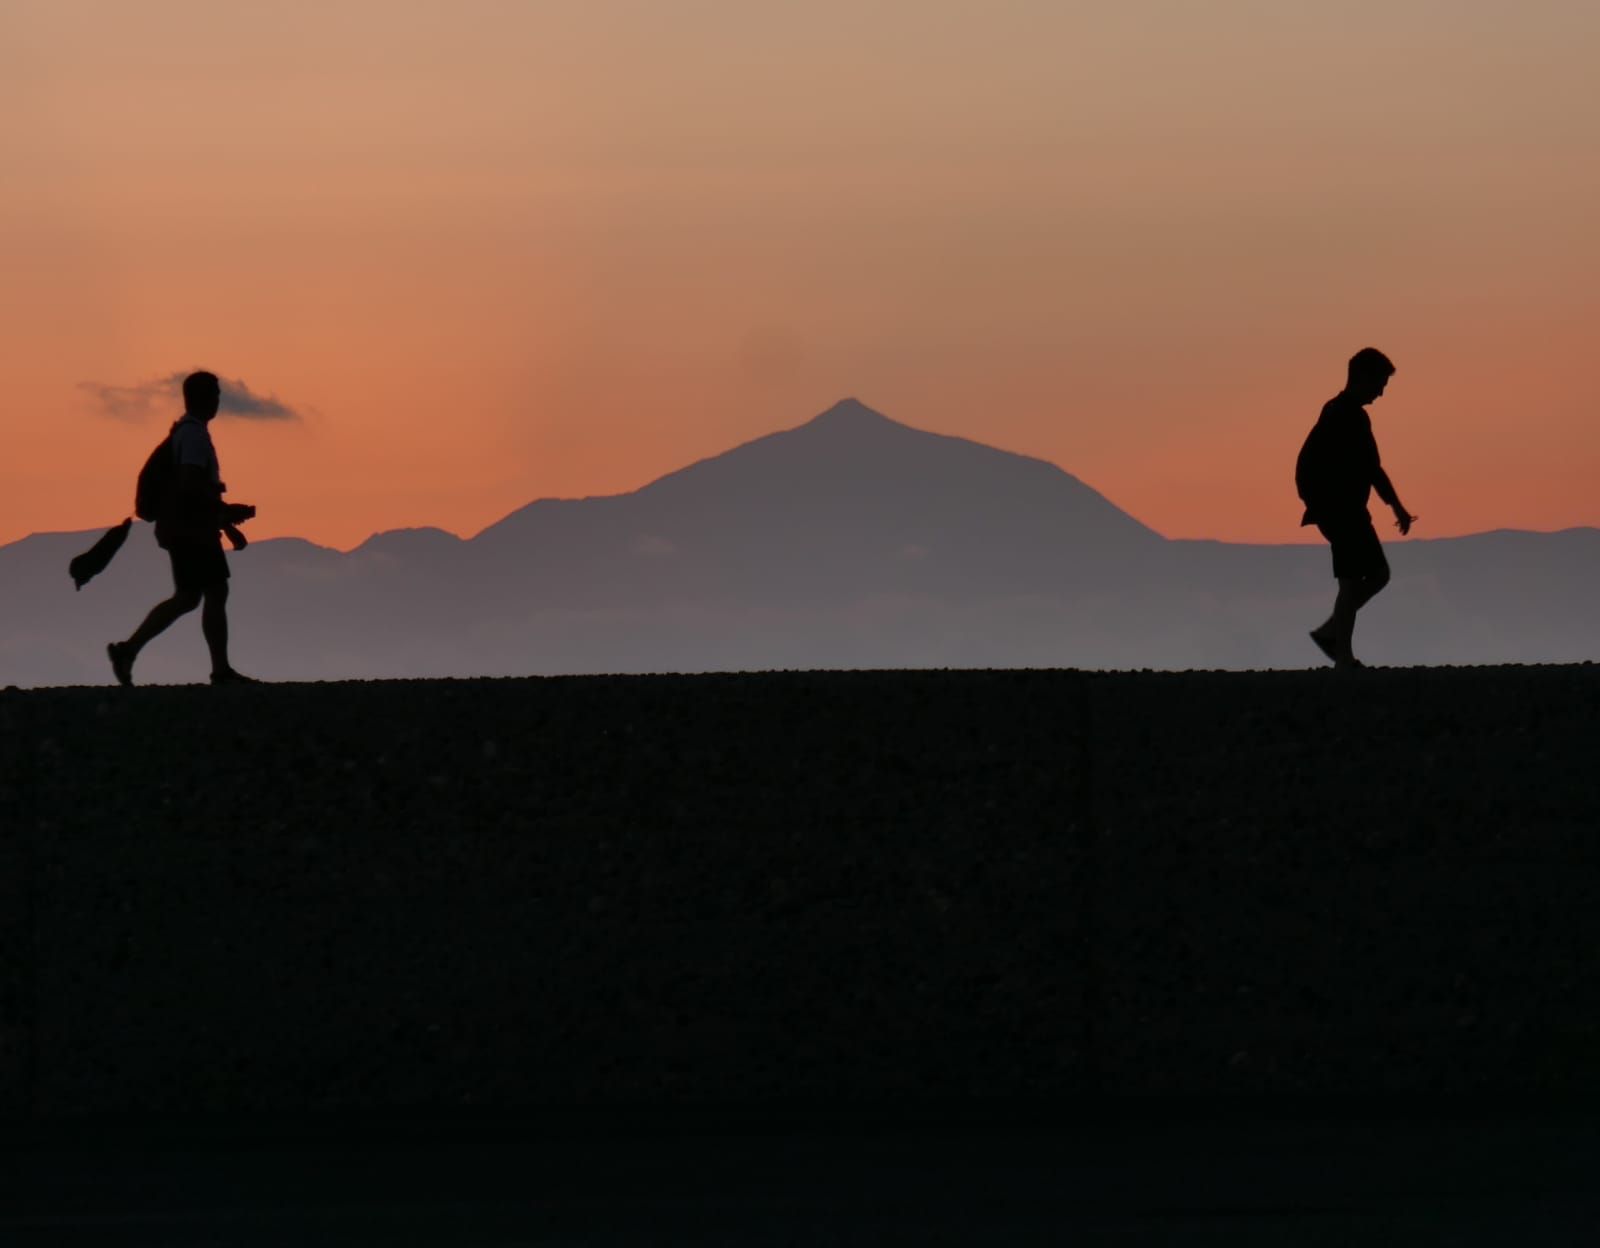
182, 370, 221, 411
1347, 347, 1395, 385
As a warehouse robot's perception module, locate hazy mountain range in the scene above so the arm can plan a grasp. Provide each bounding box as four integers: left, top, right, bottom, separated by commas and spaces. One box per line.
3, 399, 1596, 686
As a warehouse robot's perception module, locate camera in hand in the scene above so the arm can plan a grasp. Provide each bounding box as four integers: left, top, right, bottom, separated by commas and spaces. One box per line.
221, 501, 256, 550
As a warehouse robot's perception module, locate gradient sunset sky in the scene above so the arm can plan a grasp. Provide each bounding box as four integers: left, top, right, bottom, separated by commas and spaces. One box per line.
4, 1, 1597, 550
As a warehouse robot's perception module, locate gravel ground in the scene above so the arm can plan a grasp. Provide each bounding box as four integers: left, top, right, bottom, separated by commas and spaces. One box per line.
7, 1108, 1600, 1244
2, 666, 1599, 1118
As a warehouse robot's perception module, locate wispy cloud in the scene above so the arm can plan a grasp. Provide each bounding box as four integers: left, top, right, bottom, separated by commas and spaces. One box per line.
80, 371, 304, 422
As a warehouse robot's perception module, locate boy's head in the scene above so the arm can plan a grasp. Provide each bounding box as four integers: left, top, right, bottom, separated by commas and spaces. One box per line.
1346, 347, 1395, 405
182, 371, 222, 421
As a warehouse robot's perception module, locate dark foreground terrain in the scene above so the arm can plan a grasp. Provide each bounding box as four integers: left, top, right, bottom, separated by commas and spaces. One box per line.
3, 666, 1599, 1240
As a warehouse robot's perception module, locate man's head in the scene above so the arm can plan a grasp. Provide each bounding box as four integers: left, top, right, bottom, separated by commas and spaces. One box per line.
182, 371, 222, 421
1346, 347, 1395, 405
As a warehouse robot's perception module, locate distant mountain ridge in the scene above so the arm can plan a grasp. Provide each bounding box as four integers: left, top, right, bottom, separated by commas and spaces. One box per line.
471, 398, 1163, 607
1, 399, 1596, 685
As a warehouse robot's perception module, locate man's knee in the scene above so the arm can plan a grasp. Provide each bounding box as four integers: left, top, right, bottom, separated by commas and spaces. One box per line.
203, 581, 229, 608
171, 589, 203, 614
1356, 566, 1390, 606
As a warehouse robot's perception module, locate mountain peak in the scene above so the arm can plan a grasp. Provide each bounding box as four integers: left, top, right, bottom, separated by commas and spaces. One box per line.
353, 526, 464, 556
805, 397, 897, 430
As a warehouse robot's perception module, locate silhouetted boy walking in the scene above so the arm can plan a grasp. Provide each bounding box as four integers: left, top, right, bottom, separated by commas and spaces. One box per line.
1296, 348, 1416, 669
108, 371, 257, 686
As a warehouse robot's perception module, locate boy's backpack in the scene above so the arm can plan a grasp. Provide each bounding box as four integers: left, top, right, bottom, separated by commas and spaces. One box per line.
133, 422, 181, 522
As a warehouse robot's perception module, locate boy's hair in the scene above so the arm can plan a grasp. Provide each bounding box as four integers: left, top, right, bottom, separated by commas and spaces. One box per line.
182, 370, 221, 411
1347, 347, 1396, 385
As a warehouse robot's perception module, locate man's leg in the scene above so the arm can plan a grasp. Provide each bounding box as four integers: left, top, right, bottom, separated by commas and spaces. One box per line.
1309, 523, 1347, 663
1351, 566, 1391, 611
201, 580, 231, 678
1312, 520, 1389, 668
1329, 565, 1391, 667
1311, 601, 1339, 660
109, 590, 202, 685
1327, 578, 1364, 665
128, 592, 203, 652
202, 579, 257, 682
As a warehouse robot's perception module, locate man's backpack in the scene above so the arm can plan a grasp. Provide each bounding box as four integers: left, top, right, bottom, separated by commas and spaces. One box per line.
1294, 420, 1326, 508
133, 422, 181, 522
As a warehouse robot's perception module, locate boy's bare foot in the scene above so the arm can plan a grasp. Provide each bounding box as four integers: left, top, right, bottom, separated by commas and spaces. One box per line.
210, 668, 260, 685
107, 642, 134, 687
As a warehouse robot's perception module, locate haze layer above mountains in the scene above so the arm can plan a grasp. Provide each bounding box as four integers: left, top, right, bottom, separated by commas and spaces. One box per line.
3, 400, 1595, 686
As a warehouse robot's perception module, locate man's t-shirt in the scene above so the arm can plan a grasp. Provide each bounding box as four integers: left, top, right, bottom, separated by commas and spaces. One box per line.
1295, 393, 1381, 527
159, 416, 224, 545
172, 416, 222, 487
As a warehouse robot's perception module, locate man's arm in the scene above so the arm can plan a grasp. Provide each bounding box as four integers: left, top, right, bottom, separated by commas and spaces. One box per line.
1373, 466, 1415, 535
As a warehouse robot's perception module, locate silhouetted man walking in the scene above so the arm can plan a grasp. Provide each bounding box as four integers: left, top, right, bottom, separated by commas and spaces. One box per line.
1297, 348, 1416, 669
108, 371, 257, 686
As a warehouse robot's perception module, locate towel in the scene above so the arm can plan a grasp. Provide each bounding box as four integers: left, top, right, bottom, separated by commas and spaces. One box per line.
68, 518, 133, 590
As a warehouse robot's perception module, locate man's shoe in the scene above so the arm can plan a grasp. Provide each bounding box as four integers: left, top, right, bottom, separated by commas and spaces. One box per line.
107, 642, 134, 687
210, 668, 261, 685
1308, 630, 1338, 664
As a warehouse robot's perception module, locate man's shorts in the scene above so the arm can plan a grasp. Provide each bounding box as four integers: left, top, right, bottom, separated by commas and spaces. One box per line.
167, 538, 230, 596
1315, 514, 1389, 582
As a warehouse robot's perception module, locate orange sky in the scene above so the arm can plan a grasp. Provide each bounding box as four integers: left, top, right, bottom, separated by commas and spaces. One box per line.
3, 1, 1598, 550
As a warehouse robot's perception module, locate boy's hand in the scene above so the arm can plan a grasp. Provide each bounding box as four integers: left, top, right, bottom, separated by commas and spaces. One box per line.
1394, 507, 1416, 536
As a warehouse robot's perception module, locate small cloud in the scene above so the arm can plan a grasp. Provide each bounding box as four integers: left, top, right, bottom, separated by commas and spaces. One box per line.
78, 379, 166, 422
80, 370, 304, 422
215, 376, 301, 419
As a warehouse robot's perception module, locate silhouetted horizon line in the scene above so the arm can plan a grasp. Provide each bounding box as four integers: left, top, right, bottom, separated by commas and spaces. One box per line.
7, 396, 1600, 555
